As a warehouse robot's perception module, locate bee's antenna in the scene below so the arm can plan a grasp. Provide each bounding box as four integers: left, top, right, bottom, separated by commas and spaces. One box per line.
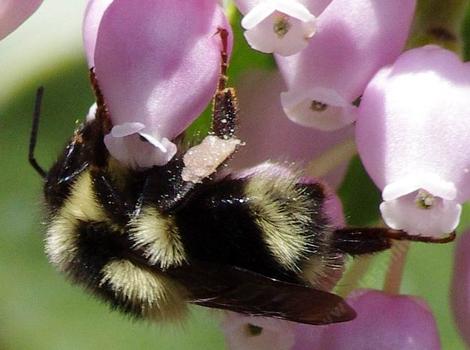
29, 86, 47, 179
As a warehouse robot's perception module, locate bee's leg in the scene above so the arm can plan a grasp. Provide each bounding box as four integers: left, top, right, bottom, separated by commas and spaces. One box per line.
90, 169, 135, 225
333, 227, 456, 256
211, 27, 238, 140
178, 28, 241, 185
89, 68, 112, 135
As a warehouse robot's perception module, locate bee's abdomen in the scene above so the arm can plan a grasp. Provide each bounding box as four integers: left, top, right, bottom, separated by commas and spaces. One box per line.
176, 170, 332, 283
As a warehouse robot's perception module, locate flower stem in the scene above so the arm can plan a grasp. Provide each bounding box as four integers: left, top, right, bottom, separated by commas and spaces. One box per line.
383, 241, 411, 294
407, 0, 469, 53
335, 255, 374, 297
305, 138, 356, 178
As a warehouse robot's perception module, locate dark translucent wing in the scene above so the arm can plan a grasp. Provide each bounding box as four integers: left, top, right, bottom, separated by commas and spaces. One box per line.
166, 261, 356, 325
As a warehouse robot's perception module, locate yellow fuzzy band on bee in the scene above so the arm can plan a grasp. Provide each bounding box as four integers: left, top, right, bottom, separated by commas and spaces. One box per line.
100, 259, 187, 321
244, 172, 313, 271
45, 171, 107, 271
129, 207, 186, 269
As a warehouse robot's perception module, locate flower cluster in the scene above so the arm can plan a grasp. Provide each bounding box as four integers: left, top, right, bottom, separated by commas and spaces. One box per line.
4, 0, 470, 348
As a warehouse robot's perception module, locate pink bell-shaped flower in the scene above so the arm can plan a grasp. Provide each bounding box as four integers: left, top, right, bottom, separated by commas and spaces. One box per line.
234, 0, 332, 56
82, 0, 113, 66
356, 46, 470, 237
229, 70, 353, 188
0, 0, 43, 40
451, 230, 470, 347
293, 290, 441, 350
84, 0, 232, 168
276, 0, 415, 131
221, 312, 296, 350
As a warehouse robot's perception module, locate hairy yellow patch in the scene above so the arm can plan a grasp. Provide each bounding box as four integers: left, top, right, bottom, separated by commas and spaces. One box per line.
46, 171, 106, 270
100, 259, 187, 321
245, 169, 314, 271
130, 207, 186, 269
300, 254, 344, 291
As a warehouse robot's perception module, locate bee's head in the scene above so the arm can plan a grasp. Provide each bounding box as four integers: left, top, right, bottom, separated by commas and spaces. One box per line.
41, 122, 95, 211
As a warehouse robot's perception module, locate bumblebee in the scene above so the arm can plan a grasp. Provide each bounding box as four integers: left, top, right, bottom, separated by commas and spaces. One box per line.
29, 29, 454, 326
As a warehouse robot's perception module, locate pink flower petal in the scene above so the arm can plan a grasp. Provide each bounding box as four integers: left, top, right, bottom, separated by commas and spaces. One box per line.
276, 0, 415, 129
104, 124, 177, 169
357, 46, 470, 200
235, 0, 332, 17
93, 0, 232, 141
82, 0, 114, 67
293, 290, 441, 350
382, 174, 457, 202
0, 0, 43, 40
380, 194, 461, 237
451, 230, 470, 347
110, 122, 145, 138
280, 87, 357, 131
240, 2, 276, 29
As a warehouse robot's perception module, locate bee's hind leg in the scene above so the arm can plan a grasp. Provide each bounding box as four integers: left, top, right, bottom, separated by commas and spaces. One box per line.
333, 227, 456, 256
179, 28, 241, 184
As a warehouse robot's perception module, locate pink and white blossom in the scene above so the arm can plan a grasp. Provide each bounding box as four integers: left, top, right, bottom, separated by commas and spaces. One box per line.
84, 0, 232, 168
229, 70, 353, 188
0, 0, 43, 40
234, 0, 331, 56
276, 0, 415, 130
356, 45, 470, 237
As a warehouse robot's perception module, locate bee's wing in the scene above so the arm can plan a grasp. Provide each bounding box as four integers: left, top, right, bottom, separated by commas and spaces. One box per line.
167, 261, 356, 325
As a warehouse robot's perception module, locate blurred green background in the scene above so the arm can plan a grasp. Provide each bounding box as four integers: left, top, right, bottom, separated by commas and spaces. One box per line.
0, 1, 469, 349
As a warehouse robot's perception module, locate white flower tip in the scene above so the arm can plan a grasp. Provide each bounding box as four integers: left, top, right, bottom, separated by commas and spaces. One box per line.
241, 1, 316, 56
104, 124, 177, 169
380, 193, 462, 238
280, 89, 357, 131
110, 122, 145, 137
182, 135, 241, 183
382, 174, 457, 201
